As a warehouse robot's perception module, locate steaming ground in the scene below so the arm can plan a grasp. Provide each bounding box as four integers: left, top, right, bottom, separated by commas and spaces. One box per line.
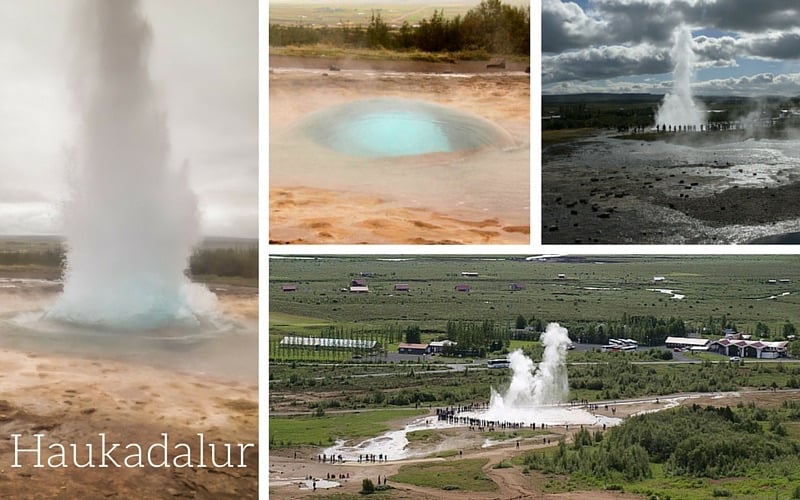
269, 57, 530, 244
542, 132, 800, 244
0, 278, 257, 497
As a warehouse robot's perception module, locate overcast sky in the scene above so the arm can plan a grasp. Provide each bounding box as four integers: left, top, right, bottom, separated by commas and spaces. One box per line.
0, 0, 257, 238
543, 0, 800, 95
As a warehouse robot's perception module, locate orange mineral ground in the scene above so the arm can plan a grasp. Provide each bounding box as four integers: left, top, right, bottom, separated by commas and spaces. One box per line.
269, 57, 530, 244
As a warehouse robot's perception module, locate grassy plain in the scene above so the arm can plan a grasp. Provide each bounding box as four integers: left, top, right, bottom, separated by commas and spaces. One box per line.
268, 3, 477, 27
270, 255, 800, 337
269, 408, 427, 448
390, 458, 496, 492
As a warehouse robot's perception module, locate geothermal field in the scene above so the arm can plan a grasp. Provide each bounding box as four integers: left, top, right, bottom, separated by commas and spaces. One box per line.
0, 1, 257, 496
543, 25, 800, 244
269, 58, 530, 244
318, 324, 618, 463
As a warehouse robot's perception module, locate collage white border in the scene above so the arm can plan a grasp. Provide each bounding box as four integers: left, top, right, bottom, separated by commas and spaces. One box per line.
260, 1, 800, 496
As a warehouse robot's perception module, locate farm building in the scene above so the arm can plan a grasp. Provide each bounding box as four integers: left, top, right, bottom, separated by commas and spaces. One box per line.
557, 273, 566, 280
394, 284, 410, 291
398, 343, 430, 355
279, 336, 378, 350
429, 340, 457, 354
509, 282, 526, 291
461, 272, 479, 277
665, 337, 711, 350
349, 278, 369, 293
454, 284, 471, 292
281, 284, 298, 292
708, 338, 788, 359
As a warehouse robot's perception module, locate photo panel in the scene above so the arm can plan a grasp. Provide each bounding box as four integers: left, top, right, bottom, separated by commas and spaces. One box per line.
541, 0, 800, 245
268, 1, 531, 245
269, 253, 800, 498
1, 0, 258, 496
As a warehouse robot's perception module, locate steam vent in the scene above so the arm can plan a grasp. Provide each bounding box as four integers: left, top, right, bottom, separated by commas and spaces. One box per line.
299, 97, 514, 158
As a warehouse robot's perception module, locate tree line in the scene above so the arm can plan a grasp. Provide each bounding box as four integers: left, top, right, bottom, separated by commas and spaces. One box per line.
1, 245, 257, 280
0, 248, 63, 267
269, 0, 529, 56
524, 403, 800, 482
189, 247, 257, 279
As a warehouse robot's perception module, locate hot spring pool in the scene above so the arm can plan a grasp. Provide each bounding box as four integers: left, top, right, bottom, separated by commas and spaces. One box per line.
299, 97, 515, 158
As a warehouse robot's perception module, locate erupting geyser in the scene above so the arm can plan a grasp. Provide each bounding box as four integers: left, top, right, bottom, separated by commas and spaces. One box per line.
46, 0, 215, 330
459, 322, 609, 426
655, 24, 705, 129
489, 322, 570, 411
299, 98, 515, 158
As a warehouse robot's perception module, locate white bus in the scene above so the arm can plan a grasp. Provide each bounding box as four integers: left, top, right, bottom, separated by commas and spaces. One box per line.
487, 358, 510, 369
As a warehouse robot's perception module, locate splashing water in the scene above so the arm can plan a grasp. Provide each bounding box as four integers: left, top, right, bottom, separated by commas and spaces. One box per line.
655, 25, 705, 129
45, 0, 216, 330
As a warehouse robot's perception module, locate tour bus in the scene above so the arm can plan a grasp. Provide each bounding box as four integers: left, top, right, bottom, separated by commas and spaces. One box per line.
487, 358, 510, 369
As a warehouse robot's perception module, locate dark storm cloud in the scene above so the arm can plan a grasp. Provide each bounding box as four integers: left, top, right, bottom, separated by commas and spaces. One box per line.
738, 31, 800, 60
591, 0, 800, 34
544, 0, 800, 91
543, 44, 670, 83
592, 0, 688, 44
686, 0, 800, 33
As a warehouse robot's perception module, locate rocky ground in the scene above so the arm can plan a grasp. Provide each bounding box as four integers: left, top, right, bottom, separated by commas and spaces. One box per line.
542, 132, 800, 244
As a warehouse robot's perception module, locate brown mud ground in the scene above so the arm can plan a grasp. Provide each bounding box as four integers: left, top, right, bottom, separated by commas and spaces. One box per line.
0, 288, 258, 498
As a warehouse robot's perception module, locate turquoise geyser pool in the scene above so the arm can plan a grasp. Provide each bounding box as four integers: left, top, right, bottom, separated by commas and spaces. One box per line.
299, 97, 515, 158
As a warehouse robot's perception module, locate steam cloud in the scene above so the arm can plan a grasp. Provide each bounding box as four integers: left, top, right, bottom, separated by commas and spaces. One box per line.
488, 322, 571, 411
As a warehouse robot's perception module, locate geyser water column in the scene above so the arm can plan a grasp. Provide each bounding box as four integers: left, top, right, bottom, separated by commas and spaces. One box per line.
489, 322, 571, 411
46, 0, 215, 330
460, 322, 610, 426
299, 97, 515, 158
656, 24, 705, 129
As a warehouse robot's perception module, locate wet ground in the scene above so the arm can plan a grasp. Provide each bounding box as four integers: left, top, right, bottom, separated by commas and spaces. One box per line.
0, 277, 258, 498
269, 59, 530, 244
542, 131, 800, 244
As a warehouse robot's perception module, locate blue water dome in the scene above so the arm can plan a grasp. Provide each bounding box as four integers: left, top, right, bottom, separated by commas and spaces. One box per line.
299, 97, 513, 158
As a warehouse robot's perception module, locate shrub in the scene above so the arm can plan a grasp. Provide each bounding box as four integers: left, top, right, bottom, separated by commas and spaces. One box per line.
361, 479, 375, 494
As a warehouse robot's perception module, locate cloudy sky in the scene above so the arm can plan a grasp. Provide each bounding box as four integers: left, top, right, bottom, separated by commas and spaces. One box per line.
0, 0, 257, 238
543, 0, 800, 95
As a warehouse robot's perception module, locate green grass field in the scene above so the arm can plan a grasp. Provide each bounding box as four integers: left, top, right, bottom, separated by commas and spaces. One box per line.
270, 255, 800, 338
269, 408, 427, 448
390, 458, 497, 492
